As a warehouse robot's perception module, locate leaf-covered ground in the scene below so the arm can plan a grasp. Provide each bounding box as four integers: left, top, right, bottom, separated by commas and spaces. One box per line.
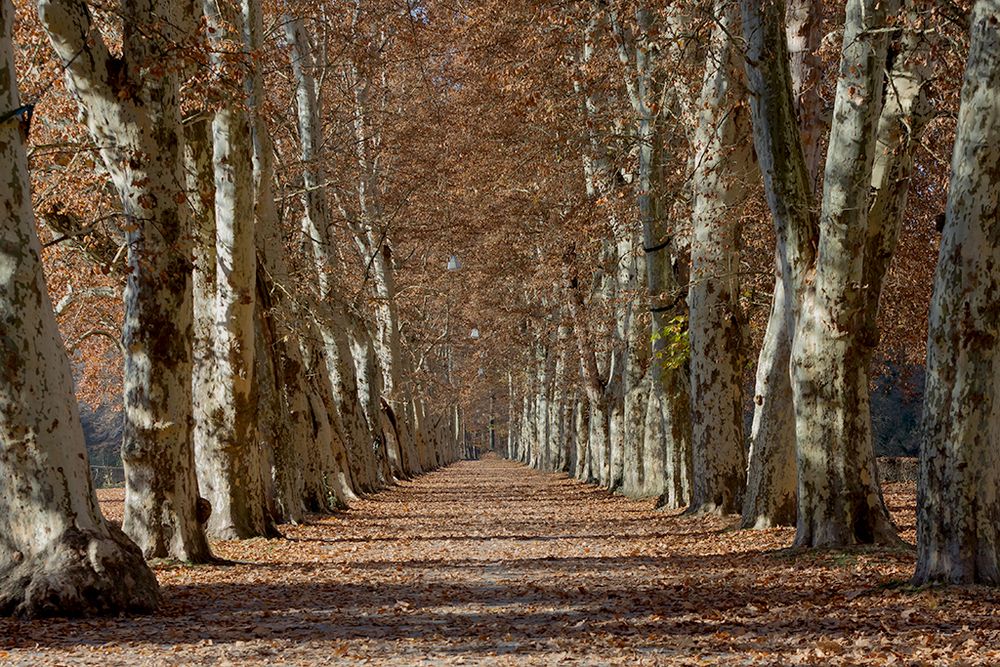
2, 456, 1000, 665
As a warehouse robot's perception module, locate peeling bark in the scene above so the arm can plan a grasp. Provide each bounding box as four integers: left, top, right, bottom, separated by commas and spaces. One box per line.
38, 0, 211, 561
687, 1, 750, 516
915, 0, 1000, 584
742, 0, 825, 530
743, 0, 900, 547
0, 3, 158, 615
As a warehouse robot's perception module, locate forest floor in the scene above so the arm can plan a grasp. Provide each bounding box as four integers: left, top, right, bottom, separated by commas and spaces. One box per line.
2, 456, 1000, 665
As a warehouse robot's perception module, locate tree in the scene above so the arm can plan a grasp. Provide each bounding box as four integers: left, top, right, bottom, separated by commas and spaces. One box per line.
36, 0, 212, 561
741, 0, 934, 531
0, 0, 158, 616
193, 0, 272, 540
687, 0, 751, 516
915, 0, 1000, 585
741, 0, 823, 530
742, 0, 898, 547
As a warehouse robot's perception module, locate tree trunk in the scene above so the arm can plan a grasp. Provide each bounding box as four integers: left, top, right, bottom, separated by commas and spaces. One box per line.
245, 0, 313, 524
744, 0, 899, 546
575, 398, 590, 480
742, 0, 824, 530
741, 273, 798, 527
915, 0, 1000, 584
0, 6, 159, 615
535, 340, 549, 470
285, 14, 393, 489
790, 0, 898, 547
741, 0, 826, 529
38, 0, 212, 561
786, 0, 826, 185
687, 1, 749, 515
193, 0, 271, 540
862, 9, 935, 340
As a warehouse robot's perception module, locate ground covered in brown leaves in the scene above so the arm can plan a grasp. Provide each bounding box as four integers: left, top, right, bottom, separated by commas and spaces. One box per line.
2, 456, 1000, 665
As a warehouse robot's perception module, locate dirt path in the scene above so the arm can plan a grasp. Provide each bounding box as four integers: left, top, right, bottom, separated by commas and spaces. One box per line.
2, 456, 999, 665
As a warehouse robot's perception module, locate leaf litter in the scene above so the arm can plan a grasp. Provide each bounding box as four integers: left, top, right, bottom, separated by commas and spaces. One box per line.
1, 456, 999, 665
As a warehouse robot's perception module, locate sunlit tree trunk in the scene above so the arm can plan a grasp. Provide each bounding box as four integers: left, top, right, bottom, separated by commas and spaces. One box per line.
687, 1, 749, 515
244, 0, 314, 523
38, 0, 212, 561
551, 322, 573, 472
610, 4, 694, 505
915, 0, 1000, 584
0, 5, 159, 614
619, 235, 655, 498
862, 10, 935, 348
743, 0, 898, 547
741, 274, 798, 527
343, 4, 422, 475
564, 252, 610, 485
192, 0, 271, 539
507, 371, 517, 460
285, 14, 376, 492
575, 396, 590, 480
534, 339, 549, 470
790, 0, 898, 547
347, 319, 389, 489
742, 0, 824, 529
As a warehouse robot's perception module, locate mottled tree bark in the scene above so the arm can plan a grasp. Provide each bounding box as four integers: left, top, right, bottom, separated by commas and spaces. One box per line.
245, 0, 313, 524
0, 4, 159, 615
743, 0, 899, 547
193, 0, 272, 540
286, 15, 390, 489
742, 0, 824, 530
687, 1, 749, 516
38, 0, 211, 561
915, 0, 1000, 584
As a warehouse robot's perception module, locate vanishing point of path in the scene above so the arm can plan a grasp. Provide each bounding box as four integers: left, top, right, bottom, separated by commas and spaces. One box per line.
2, 456, 1000, 665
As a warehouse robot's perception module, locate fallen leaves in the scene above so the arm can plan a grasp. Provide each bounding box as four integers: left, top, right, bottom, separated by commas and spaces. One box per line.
1, 461, 1000, 665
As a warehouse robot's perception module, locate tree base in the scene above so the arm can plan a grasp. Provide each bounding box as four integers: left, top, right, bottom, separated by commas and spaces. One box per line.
683, 501, 740, 517
792, 514, 904, 549
740, 500, 797, 530
0, 526, 159, 619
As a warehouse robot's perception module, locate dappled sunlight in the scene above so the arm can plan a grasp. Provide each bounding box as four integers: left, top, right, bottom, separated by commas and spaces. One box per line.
3, 459, 999, 665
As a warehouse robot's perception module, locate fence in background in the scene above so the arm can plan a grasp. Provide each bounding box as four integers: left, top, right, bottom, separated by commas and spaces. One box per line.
90, 465, 125, 488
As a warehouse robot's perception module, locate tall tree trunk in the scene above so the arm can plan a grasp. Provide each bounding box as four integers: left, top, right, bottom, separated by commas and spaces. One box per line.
194, 0, 270, 539
618, 5, 694, 506
245, 0, 313, 523
38, 0, 212, 561
0, 5, 159, 614
254, 269, 307, 524
862, 10, 935, 342
915, 0, 1000, 585
535, 340, 549, 470
786, 0, 826, 184
552, 323, 573, 473
687, 1, 749, 515
741, 273, 798, 527
347, 319, 389, 490
744, 0, 899, 547
286, 14, 390, 489
790, 0, 898, 547
742, 0, 824, 530
344, 6, 421, 476
575, 397, 590, 480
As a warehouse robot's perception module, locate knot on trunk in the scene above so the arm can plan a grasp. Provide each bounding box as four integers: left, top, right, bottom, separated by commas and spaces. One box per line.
196, 497, 212, 525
